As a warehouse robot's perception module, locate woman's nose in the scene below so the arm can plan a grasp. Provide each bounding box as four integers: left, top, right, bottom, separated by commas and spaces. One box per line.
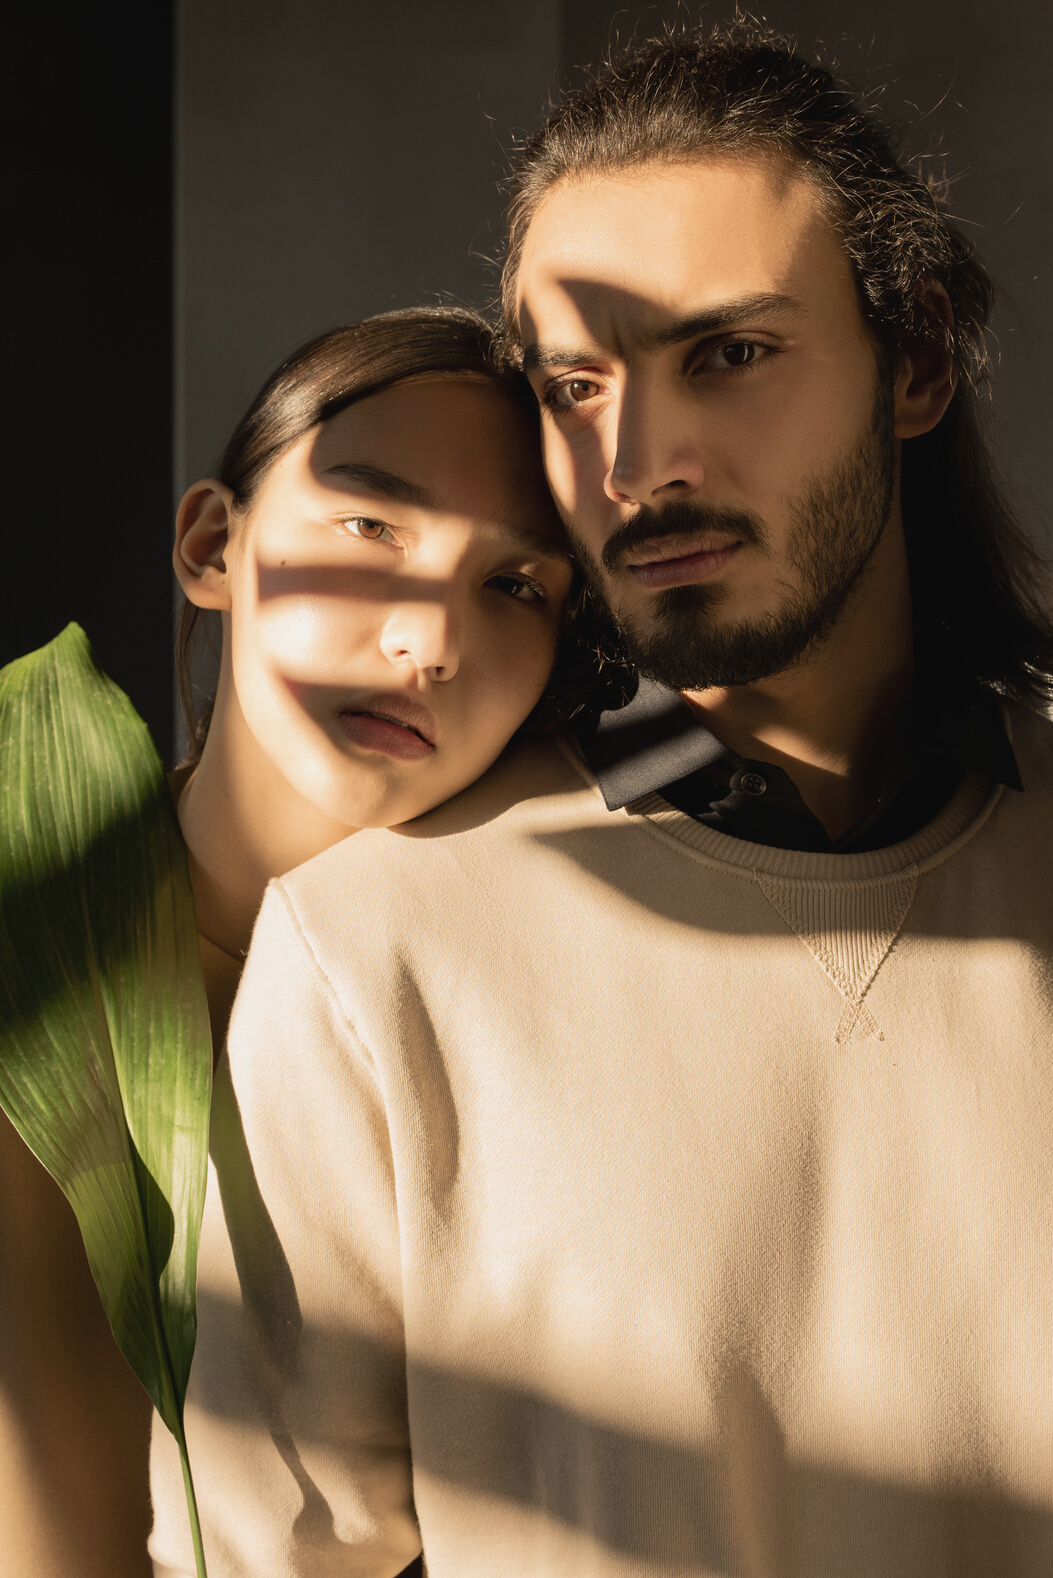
379, 596, 461, 680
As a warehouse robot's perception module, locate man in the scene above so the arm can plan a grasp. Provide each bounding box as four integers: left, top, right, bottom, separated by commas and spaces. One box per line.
150, 22, 1053, 1577
503, 20, 1042, 856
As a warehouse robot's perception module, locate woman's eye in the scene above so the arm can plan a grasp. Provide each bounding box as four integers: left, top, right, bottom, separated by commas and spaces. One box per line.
545, 377, 600, 412
487, 573, 547, 604
342, 515, 395, 543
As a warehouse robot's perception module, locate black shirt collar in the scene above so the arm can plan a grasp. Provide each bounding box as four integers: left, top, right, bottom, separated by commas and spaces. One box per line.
582, 678, 731, 811
578, 675, 1022, 853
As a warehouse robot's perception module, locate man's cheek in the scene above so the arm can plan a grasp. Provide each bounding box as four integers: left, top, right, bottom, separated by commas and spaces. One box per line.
545, 434, 599, 527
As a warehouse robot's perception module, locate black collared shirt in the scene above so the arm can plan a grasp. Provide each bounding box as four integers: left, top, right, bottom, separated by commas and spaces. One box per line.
577, 676, 1023, 854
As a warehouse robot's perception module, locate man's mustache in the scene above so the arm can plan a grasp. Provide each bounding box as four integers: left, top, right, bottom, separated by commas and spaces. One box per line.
601, 501, 768, 574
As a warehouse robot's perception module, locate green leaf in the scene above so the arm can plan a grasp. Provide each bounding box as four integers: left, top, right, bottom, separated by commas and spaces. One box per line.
0, 623, 212, 1576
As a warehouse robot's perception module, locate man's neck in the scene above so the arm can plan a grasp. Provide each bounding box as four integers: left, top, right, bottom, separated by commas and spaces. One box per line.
682, 517, 916, 842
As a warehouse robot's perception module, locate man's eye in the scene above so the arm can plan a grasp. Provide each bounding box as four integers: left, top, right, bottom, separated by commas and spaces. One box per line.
545, 378, 600, 411
342, 516, 395, 543
711, 341, 761, 370
487, 573, 547, 604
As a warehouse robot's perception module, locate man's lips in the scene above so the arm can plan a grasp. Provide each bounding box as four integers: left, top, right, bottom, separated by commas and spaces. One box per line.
626, 537, 744, 590
337, 696, 436, 761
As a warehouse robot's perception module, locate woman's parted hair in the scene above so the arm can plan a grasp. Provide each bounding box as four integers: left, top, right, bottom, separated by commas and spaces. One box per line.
501, 16, 1053, 705
176, 306, 632, 762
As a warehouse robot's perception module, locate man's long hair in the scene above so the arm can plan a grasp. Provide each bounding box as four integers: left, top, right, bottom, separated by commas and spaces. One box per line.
501, 16, 1053, 706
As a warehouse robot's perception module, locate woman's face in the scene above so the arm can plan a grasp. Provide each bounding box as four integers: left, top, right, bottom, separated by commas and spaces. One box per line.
220, 378, 573, 828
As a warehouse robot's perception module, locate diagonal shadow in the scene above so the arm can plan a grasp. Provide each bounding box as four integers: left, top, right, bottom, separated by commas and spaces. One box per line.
534, 822, 789, 935
200, 1077, 1053, 1575
256, 561, 495, 604
526, 810, 1042, 943
194, 1284, 1053, 1576
372, 728, 1034, 946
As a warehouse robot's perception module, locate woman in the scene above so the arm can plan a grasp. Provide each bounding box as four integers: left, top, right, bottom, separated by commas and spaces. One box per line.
1, 307, 627, 1577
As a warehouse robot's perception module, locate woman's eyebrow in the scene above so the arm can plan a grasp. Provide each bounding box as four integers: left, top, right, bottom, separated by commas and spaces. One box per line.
490, 521, 572, 558
321, 461, 433, 508
322, 462, 565, 558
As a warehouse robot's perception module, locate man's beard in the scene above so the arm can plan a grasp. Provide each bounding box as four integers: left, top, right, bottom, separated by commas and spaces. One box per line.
570, 386, 897, 692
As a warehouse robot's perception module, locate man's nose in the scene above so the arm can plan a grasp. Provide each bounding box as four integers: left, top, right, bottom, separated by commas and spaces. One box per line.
604, 381, 706, 506
379, 594, 461, 681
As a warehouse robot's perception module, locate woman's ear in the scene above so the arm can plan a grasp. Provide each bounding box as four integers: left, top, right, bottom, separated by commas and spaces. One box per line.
174, 480, 236, 609
893, 280, 957, 440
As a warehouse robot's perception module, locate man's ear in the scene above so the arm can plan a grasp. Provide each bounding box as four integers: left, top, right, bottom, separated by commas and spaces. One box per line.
893, 280, 957, 440
174, 480, 236, 609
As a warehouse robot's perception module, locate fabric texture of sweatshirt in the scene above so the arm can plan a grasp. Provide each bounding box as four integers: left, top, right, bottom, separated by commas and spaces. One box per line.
150, 703, 1053, 1578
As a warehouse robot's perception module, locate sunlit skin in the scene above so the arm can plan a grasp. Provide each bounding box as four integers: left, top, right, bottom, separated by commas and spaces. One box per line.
174, 376, 572, 1017
516, 156, 955, 838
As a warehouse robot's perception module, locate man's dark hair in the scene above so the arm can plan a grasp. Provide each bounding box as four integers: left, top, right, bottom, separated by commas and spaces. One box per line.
502, 16, 1053, 706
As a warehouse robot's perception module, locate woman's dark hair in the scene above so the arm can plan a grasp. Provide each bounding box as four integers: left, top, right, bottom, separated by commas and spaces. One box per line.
177, 305, 632, 763
502, 17, 1053, 704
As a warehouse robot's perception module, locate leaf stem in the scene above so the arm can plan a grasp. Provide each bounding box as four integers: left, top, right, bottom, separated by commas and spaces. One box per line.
178, 1431, 209, 1578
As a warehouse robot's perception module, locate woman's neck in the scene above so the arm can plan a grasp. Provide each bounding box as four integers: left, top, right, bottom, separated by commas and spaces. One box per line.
175, 656, 357, 960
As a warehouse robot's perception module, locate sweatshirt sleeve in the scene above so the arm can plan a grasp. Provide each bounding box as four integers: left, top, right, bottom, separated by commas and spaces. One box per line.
149, 883, 422, 1578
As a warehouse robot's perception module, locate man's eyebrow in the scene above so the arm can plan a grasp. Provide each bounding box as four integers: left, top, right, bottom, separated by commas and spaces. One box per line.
522, 343, 603, 373
321, 461, 432, 509
645, 292, 804, 349
521, 292, 804, 371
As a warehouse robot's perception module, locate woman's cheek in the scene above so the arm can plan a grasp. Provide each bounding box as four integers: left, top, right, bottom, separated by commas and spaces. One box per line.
523, 614, 562, 697
486, 623, 557, 721
252, 597, 367, 682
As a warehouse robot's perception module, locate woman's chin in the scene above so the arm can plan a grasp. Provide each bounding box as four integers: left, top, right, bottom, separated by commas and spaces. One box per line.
293, 727, 516, 834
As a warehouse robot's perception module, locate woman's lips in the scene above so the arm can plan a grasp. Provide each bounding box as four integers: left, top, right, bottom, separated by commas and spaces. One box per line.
337, 711, 435, 761
627, 541, 742, 590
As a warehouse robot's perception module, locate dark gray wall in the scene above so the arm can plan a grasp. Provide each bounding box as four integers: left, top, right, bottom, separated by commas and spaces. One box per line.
177, 1, 561, 486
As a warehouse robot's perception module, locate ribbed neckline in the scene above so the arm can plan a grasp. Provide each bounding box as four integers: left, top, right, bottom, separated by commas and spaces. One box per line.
627, 769, 1001, 884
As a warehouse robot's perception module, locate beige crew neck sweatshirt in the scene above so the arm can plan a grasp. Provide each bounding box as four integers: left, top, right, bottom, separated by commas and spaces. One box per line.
151, 703, 1053, 1578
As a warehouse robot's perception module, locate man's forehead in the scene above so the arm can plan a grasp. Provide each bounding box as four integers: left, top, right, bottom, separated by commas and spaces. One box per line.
515, 154, 839, 347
